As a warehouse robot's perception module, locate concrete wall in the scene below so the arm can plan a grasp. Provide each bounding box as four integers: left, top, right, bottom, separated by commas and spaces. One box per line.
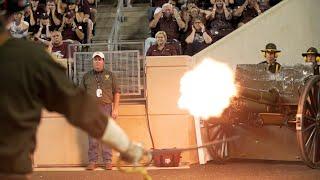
193, 0, 320, 68
34, 104, 152, 166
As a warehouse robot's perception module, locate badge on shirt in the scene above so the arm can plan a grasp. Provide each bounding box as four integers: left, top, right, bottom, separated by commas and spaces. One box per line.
96, 88, 102, 97
105, 75, 110, 80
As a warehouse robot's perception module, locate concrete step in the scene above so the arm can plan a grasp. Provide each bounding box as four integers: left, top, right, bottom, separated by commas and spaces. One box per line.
93, 3, 149, 42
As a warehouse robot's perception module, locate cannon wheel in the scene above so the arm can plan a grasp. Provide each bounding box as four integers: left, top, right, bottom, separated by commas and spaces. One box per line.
205, 120, 231, 163
297, 75, 320, 168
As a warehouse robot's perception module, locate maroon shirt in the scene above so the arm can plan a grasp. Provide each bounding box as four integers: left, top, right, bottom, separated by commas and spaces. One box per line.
157, 16, 180, 40
52, 41, 72, 59
61, 24, 83, 42
146, 44, 178, 56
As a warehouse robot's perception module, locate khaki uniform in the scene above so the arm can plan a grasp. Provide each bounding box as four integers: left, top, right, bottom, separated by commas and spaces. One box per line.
259, 60, 281, 73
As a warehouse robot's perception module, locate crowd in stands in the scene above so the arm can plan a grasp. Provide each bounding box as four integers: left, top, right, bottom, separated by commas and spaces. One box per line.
8, 0, 97, 59
146, 0, 281, 56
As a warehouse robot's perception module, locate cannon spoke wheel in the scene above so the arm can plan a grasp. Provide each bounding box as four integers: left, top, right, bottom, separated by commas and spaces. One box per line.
297, 75, 320, 168
205, 120, 231, 163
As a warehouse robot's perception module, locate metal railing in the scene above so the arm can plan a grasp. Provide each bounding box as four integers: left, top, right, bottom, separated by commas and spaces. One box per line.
64, 1, 146, 98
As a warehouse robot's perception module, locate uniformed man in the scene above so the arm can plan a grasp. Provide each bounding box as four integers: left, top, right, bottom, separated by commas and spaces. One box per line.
82, 52, 120, 170
259, 43, 281, 73
0, 1, 144, 179
302, 47, 320, 75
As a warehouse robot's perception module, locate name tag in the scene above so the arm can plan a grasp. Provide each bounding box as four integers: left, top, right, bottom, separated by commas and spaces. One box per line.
96, 88, 102, 97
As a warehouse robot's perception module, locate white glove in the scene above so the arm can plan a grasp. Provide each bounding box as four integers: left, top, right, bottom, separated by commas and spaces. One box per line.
101, 118, 145, 164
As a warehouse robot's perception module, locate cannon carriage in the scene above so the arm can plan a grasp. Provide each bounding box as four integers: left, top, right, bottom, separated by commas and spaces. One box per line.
205, 63, 320, 168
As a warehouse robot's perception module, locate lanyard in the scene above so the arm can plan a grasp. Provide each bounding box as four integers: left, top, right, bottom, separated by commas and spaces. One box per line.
94, 73, 103, 89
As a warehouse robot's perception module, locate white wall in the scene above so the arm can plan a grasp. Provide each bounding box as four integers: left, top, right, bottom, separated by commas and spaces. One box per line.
193, 0, 320, 68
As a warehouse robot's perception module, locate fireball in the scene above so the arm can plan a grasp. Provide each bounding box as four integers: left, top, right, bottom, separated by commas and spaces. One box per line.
178, 58, 237, 119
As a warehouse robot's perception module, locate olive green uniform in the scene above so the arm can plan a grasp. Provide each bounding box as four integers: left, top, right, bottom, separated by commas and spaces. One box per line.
0, 38, 108, 174
81, 70, 120, 104
259, 61, 281, 73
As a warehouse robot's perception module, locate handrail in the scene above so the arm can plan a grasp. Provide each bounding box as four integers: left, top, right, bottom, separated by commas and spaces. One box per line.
108, 0, 124, 51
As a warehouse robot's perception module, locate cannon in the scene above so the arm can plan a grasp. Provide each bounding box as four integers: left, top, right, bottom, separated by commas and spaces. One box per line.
205, 63, 320, 168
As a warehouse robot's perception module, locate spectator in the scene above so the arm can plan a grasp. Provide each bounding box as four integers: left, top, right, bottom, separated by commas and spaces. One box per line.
148, 0, 168, 21
146, 3, 186, 53
147, 31, 178, 56
258, 0, 271, 12
57, 0, 68, 14
181, 4, 205, 32
45, 0, 63, 30
67, 0, 93, 43
206, 0, 234, 42
184, 16, 212, 55
51, 30, 74, 59
24, 5, 36, 34
88, 0, 97, 24
34, 13, 54, 45
59, 11, 85, 42
149, 3, 186, 40
228, 0, 246, 8
259, 43, 281, 73
233, 0, 261, 27
9, 11, 29, 39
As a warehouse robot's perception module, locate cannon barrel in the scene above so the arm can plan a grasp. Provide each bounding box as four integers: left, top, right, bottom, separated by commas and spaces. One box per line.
236, 86, 280, 105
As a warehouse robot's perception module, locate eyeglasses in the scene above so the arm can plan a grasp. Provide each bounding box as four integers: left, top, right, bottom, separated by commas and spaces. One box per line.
93, 58, 104, 61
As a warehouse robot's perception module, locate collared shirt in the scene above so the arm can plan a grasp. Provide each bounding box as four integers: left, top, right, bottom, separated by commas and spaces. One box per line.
259, 60, 281, 73
146, 44, 178, 56
81, 70, 121, 104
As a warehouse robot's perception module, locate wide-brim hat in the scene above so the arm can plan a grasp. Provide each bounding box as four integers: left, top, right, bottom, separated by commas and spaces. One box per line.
261, 43, 281, 53
302, 47, 320, 57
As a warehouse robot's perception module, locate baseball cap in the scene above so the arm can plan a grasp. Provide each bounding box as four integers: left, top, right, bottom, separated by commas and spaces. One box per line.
65, 11, 74, 18
92, 52, 105, 59
39, 12, 49, 19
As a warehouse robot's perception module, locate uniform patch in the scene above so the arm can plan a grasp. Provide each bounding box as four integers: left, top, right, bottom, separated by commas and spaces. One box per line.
105, 75, 110, 80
